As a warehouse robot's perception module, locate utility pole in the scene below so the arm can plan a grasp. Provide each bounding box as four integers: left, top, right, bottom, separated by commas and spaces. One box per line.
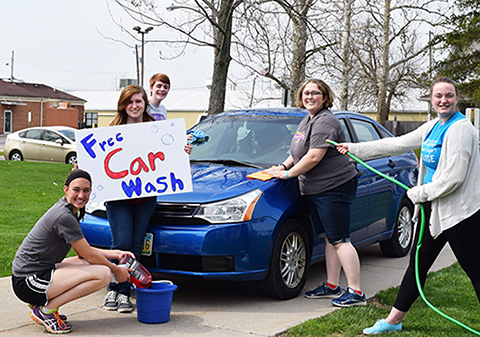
7, 50, 15, 81
135, 45, 140, 85
133, 26, 154, 88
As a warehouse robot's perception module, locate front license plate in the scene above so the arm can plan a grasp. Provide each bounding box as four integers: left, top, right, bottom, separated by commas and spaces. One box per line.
141, 233, 153, 256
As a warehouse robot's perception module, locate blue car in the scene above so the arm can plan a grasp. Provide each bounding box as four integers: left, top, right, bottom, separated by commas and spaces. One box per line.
81, 108, 418, 299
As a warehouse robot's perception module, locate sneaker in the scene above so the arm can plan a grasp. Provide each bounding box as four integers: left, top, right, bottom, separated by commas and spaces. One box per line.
104, 290, 118, 311
28, 304, 67, 322
331, 287, 366, 307
304, 282, 343, 299
363, 319, 402, 335
116, 294, 133, 313
30, 306, 72, 334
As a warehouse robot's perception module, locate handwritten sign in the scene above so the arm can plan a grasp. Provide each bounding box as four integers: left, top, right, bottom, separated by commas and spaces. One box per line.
75, 119, 192, 202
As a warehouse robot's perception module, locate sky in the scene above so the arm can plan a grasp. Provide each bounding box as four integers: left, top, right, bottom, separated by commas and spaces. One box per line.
1, 0, 214, 92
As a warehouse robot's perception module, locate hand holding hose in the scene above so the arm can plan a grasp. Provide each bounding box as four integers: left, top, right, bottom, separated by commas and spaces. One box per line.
335, 142, 350, 156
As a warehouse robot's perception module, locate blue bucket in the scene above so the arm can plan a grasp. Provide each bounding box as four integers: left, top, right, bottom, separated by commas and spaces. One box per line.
134, 281, 178, 324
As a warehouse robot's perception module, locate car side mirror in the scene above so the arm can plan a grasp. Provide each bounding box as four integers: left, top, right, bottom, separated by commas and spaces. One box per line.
55, 139, 64, 145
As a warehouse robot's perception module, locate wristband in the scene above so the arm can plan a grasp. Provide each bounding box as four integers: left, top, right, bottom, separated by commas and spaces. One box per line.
286, 170, 290, 179
279, 163, 287, 170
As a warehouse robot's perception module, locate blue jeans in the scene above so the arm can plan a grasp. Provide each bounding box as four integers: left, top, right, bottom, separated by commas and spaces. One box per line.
106, 197, 156, 295
306, 176, 358, 245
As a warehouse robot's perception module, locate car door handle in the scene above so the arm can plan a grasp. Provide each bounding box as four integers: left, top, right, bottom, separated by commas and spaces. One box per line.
388, 160, 397, 168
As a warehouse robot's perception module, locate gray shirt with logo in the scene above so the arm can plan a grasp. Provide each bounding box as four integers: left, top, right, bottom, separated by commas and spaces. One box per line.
12, 197, 85, 277
290, 109, 357, 195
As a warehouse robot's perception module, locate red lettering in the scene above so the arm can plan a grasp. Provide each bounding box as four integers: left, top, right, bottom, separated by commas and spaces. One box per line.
148, 151, 165, 171
130, 157, 149, 175
104, 148, 128, 179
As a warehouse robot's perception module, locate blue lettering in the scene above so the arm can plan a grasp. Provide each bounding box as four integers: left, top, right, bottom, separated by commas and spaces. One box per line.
121, 177, 142, 198
145, 182, 157, 193
170, 172, 184, 192
156, 176, 168, 193
99, 140, 107, 152
80, 133, 97, 159
100, 132, 124, 152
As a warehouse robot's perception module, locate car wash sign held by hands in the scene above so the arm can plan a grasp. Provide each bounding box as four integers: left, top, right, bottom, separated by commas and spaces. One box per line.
75, 119, 192, 202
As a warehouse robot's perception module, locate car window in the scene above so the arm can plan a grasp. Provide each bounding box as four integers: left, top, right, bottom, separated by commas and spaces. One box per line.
43, 130, 63, 143
349, 118, 381, 142
376, 126, 392, 138
338, 118, 352, 142
190, 115, 301, 167
57, 129, 75, 142
21, 129, 42, 140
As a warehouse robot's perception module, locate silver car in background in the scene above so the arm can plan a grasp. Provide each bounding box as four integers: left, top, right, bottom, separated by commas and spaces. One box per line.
4, 126, 77, 164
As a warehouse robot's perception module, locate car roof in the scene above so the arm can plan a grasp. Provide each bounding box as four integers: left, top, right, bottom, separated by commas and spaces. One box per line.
210, 107, 370, 119
14, 126, 76, 133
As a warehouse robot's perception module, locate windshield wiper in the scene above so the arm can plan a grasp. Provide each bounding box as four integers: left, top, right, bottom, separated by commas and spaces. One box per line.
190, 159, 263, 169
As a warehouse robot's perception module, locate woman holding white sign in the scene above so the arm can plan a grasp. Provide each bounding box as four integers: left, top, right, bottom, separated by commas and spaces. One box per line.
103, 85, 192, 313
103, 85, 159, 313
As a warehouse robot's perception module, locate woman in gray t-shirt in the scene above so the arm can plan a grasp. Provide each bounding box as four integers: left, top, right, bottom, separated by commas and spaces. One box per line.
12, 169, 133, 334
265, 79, 365, 307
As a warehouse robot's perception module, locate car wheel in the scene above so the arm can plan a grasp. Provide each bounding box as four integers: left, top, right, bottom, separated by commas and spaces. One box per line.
259, 219, 310, 300
380, 198, 414, 257
9, 150, 23, 161
66, 153, 77, 165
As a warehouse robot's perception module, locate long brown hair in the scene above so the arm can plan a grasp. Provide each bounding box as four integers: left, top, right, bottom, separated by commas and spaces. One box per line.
110, 85, 154, 126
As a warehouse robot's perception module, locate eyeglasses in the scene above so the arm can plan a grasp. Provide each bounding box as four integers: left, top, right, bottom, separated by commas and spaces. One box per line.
303, 91, 323, 97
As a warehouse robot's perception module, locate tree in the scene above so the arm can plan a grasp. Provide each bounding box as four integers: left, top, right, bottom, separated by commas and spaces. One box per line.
354, 0, 450, 125
113, 0, 243, 115
434, 0, 480, 105
231, 0, 336, 106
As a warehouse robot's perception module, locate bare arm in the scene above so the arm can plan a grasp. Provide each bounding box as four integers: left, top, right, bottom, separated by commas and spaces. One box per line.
71, 238, 132, 283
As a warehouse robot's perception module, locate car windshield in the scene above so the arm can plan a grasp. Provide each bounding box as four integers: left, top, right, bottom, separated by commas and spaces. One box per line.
189, 114, 302, 168
57, 129, 75, 142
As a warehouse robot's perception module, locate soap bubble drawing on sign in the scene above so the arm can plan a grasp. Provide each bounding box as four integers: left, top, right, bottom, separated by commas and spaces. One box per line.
75, 119, 192, 203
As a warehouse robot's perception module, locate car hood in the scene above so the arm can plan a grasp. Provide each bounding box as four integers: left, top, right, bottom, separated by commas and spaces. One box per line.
156, 163, 270, 204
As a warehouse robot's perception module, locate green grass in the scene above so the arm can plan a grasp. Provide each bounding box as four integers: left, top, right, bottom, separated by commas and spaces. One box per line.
284, 262, 479, 336
0, 161, 72, 277
1, 161, 479, 336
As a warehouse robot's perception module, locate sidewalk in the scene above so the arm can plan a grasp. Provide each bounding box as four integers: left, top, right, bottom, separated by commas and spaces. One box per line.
0, 244, 457, 337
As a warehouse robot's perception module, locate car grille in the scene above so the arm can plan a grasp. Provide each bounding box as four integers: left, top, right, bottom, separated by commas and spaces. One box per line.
91, 203, 211, 225
151, 203, 210, 225
154, 203, 199, 216
157, 253, 235, 272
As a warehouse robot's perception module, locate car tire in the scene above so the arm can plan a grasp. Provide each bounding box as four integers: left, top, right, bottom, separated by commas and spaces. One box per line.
380, 198, 414, 257
259, 219, 310, 300
9, 150, 23, 161
66, 153, 77, 165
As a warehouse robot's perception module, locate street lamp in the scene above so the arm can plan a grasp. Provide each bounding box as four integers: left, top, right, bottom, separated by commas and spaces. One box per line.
133, 26, 154, 87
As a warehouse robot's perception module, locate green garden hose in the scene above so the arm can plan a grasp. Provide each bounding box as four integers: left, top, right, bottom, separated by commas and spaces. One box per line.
326, 139, 480, 335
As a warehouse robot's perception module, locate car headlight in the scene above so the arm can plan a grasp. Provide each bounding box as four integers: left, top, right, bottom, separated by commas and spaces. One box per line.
195, 189, 263, 223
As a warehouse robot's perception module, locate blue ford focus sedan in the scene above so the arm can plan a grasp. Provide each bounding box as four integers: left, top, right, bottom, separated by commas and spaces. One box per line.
81, 108, 418, 299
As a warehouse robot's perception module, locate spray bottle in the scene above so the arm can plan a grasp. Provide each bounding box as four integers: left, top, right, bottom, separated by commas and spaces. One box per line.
112, 255, 152, 288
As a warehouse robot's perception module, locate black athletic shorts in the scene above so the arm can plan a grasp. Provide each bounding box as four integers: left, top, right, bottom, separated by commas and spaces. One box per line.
12, 270, 54, 306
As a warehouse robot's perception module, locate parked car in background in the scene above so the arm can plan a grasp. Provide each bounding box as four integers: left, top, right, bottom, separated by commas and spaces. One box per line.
4, 126, 77, 164
81, 108, 418, 299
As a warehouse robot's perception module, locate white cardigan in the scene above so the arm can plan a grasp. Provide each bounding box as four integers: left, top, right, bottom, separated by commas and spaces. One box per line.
349, 117, 480, 238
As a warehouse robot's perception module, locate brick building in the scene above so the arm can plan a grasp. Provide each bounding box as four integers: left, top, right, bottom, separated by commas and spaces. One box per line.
0, 80, 86, 135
